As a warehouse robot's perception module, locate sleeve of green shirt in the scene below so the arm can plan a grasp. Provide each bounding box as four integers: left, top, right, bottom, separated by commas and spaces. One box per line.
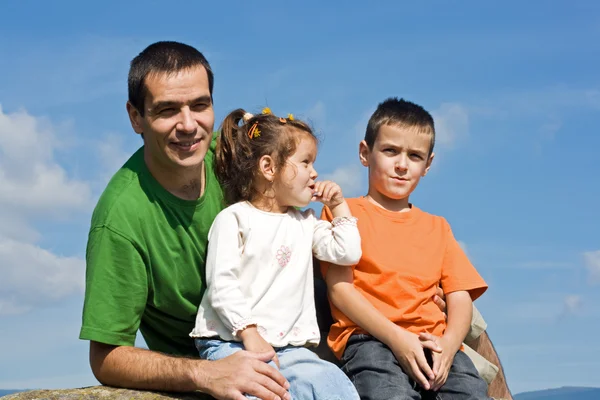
79, 225, 148, 347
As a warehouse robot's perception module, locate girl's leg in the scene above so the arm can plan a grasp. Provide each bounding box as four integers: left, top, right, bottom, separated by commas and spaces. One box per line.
277, 346, 360, 400
194, 338, 245, 361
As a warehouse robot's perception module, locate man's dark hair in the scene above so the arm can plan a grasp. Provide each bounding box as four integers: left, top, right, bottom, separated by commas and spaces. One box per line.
128, 41, 214, 116
365, 97, 435, 155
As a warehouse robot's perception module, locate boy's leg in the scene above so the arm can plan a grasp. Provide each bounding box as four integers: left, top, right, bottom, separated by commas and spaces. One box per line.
436, 350, 491, 400
341, 334, 421, 400
277, 346, 359, 400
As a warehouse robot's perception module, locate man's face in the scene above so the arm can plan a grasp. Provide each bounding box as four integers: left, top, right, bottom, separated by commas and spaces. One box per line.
127, 66, 215, 173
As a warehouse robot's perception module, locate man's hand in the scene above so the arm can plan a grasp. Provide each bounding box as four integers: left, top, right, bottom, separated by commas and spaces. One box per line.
389, 328, 441, 391
200, 350, 291, 400
240, 326, 280, 367
433, 285, 447, 315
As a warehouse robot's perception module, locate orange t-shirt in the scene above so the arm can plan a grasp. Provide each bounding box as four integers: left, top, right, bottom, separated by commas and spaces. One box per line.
321, 197, 488, 359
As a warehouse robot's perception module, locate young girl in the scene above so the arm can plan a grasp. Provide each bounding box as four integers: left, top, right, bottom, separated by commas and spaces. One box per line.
190, 108, 361, 400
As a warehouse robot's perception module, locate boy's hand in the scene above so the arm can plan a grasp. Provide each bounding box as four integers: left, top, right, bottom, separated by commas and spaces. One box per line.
419, 332, 459, 391
239, 326, 280, 368
312, 180, 344, 210
389, 329, 441, 391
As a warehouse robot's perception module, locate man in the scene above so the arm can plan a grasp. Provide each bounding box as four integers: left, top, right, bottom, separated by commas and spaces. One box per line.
80, 41, 511, 400
80, 41, 291, 400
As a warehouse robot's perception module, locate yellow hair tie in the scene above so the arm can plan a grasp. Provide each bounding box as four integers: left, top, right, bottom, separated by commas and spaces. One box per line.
262, 107, 272, 115
287, 114, 294, 121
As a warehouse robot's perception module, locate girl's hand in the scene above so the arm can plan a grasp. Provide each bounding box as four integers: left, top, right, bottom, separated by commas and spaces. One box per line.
312, 180, 344, 210
239, 326, 280, 367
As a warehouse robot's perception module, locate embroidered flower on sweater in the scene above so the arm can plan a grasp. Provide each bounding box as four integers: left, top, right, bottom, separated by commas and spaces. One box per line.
206, 320, 217, 331
276, 245, 292, 267
257, 326, 268, 337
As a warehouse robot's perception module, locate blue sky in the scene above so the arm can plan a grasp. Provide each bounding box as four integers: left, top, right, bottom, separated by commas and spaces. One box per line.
1, 0, 599, 394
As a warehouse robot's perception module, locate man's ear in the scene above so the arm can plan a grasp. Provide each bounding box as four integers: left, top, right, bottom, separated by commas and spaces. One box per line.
359, 140, 370, 167
423, 152, 435, 176
258, 155, 276, 182
126, 101, 144, 135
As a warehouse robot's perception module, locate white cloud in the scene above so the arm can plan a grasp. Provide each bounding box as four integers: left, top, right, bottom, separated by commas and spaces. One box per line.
457, 240, 470, 258
95, 133, 140, 186
0, 106, 90, 315
322, 164, 364, 198
432, 103, 469, 148
583, 250, 600, 284
562, 295, 582, 315
304, 101, 326, 130
0, 236, 84, 315
0, 106, 93, 215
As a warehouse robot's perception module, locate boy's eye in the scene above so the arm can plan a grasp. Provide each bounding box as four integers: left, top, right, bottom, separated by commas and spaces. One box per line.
383, 148, 396, 154
410, 153, 423, 160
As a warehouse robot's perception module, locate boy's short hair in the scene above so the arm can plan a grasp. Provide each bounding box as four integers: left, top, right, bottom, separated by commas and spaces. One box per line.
365, 97, 436, 155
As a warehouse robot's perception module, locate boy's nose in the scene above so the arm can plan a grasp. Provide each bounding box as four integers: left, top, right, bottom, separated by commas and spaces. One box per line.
395, 156, 408, 171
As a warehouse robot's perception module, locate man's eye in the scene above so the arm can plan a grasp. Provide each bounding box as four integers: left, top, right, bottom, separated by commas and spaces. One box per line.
192, 103, 209, 111
159, 108, 176, 115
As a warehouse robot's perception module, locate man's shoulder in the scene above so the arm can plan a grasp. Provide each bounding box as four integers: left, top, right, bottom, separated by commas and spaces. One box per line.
91, 148, 148, 229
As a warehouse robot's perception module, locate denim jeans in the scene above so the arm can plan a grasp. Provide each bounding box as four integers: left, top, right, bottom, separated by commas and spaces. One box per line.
341, 334, 491, 400
195, 338, 359, 400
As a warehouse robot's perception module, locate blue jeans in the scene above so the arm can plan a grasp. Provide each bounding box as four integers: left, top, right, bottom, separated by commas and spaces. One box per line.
341, 334, 491, 400
195, 339, 359, 400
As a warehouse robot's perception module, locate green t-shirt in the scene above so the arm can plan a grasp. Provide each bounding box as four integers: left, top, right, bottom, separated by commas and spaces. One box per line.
79, 141, 224, 356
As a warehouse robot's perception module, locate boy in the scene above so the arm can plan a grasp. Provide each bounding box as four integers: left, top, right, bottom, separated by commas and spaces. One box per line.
322, 98, 491, 399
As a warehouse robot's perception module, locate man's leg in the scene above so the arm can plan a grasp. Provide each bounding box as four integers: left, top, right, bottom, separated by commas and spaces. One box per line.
341, 334, 421, 400
277, 347, 359, 400
465, 331, 512, 400
435, 350, 491, 400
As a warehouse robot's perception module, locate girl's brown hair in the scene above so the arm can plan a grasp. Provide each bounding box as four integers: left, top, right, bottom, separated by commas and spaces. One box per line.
216, 109, 317, 205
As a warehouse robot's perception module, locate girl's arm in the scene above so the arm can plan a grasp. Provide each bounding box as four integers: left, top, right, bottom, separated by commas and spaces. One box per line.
205, 211, 255, 336
311, 181, 362, 265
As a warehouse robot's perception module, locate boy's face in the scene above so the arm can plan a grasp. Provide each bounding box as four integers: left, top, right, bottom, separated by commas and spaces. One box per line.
359, 123, 434, 209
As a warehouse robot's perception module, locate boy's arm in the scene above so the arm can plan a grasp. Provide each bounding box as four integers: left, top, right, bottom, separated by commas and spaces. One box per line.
442, 291, 473, 352
325, 265, 440, 390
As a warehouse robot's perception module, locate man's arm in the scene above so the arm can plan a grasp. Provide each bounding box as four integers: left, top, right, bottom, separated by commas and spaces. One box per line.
433, 288, 512, 399
465, 332, 512, 400
90, 341, 290, 400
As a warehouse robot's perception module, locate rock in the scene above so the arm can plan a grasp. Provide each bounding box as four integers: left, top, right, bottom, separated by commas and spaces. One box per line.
1, 386, 213, 400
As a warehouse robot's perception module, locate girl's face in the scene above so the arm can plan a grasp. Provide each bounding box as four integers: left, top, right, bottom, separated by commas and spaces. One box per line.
273, 134, 319, 209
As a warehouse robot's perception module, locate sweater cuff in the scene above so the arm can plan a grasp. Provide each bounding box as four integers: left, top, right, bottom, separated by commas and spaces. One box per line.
331, 216, 358, 227
232, 318, 257, 337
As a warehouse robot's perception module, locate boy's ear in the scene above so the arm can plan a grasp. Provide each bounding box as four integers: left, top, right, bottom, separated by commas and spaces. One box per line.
359, 140, 370, 167
126, 101, 144, 135
422, 152, 435, 176
258, 155, 276, 181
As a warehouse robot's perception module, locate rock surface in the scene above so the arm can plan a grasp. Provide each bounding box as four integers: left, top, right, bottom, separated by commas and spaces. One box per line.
1, 386, 213, 400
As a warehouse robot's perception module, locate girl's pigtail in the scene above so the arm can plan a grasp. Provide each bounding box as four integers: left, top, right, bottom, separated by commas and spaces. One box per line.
216, 108, 252, 203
